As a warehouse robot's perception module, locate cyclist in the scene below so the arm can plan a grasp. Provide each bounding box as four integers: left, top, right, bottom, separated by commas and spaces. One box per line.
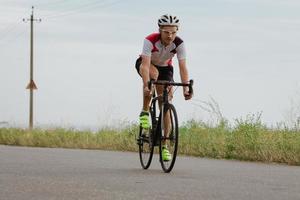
135, 14, 193, 161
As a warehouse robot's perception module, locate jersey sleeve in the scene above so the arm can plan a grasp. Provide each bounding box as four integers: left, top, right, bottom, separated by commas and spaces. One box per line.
141, 39, 152, 57
176, 42, 186, 60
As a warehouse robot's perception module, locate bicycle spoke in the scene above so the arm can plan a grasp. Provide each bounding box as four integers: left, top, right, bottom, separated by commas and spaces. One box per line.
159, 104, 178, 173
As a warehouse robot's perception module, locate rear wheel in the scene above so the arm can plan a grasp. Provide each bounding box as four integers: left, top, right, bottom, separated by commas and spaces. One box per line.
159, 104, 178, 173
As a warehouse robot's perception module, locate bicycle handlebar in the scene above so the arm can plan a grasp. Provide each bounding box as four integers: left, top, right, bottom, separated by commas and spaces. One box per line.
148, 79, 194, 95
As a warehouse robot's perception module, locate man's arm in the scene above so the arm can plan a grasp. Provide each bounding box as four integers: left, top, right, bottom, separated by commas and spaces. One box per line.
140, 55, 152, 96
178, 59, 192, 100
140, 55, 151, 87
178, 59, 189, 83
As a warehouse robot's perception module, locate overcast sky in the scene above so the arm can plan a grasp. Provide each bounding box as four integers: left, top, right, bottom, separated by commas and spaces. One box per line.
0, 0, 299, 129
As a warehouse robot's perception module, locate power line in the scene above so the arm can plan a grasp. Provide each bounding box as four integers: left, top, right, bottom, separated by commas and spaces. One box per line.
0, 5, 33, 44
35, 0, 71, 8
0, 0, 127, 47
0, 29, 26, 47
43, 0, 124, 19
39, 0, 102, 11
0, 23, 19, 38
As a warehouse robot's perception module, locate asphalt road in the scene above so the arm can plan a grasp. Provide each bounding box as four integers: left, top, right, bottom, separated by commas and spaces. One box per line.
0, 145, 299, 200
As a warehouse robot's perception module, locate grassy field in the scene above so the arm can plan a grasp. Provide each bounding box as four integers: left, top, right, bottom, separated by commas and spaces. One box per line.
0, 119, 299, 165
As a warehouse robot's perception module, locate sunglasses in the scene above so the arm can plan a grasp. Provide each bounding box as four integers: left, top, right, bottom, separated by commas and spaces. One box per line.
160, 29, 177, 35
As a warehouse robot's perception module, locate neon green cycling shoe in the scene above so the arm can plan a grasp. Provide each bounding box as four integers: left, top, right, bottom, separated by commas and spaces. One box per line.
162, 145, 172, 161
139, 111, 150, 129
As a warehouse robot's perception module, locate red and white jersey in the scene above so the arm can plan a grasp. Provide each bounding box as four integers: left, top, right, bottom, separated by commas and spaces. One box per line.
141, 33, 186, 66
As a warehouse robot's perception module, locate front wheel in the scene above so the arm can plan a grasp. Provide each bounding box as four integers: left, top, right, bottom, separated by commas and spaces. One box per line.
159, 104, 179, 173
138, 126, 154, 169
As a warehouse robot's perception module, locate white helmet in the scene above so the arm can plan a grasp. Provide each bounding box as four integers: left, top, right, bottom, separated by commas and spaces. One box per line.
158, 14, 180, 27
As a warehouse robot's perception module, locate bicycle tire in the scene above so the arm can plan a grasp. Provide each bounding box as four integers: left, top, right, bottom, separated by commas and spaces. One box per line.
138, 109, 155, 169
159, 103, 178, 173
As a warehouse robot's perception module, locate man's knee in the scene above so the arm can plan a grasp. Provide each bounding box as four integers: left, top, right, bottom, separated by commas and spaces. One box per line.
150, 64, 159, 80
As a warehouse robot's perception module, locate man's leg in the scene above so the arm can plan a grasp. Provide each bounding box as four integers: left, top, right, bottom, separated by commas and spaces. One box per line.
139, 64, 158, 129
156, 85, 173, 161
164, 87, 173, 138
156, 86, 173, 141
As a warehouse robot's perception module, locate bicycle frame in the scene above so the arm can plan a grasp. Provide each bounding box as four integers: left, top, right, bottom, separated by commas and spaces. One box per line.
138, 79, 193, 172
149, 80, 193, 146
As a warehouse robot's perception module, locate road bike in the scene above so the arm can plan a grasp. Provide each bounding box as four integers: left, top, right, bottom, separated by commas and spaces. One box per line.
137, 79, 193, 173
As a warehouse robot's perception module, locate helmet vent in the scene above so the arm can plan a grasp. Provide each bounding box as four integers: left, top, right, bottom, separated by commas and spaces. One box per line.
158, 14, 180, 27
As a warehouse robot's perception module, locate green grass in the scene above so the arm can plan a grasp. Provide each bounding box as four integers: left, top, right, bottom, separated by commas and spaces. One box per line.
1, 118, 299, 165
179, 119, 300, 165
0, 126, 138, 152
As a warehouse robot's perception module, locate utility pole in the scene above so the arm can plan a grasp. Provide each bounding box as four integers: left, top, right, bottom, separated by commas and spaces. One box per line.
23, 6, 41, 130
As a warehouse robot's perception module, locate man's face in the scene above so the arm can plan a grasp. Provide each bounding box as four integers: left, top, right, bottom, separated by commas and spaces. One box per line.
159, 26, 178, 46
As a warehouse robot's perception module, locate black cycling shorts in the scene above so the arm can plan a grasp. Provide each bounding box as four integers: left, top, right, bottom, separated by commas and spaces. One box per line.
135, 57, 174, 81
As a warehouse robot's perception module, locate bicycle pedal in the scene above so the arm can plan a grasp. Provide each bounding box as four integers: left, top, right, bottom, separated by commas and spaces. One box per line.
136, 138, 142, 145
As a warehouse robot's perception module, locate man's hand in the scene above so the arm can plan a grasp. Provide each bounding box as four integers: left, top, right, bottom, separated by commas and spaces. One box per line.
183, 87, 193, 100
144, 86, 152, 97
